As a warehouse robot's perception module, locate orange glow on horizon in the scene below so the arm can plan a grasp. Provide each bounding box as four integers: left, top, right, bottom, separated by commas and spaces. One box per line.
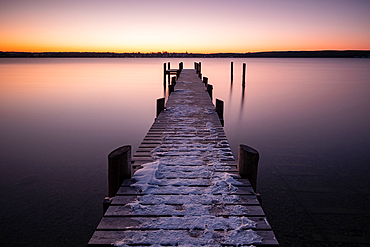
1, 0, 369, 53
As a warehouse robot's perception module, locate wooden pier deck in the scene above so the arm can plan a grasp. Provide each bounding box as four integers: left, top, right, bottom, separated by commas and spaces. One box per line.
88, 68, 278, 246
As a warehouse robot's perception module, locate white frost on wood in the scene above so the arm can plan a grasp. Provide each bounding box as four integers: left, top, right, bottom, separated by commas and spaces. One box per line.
115, 82, 262, 246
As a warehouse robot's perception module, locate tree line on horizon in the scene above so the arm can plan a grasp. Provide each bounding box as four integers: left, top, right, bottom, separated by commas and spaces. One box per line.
0, 50, 369, 58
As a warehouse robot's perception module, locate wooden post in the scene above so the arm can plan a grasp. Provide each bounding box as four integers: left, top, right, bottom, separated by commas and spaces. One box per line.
156, 98, 165, 117
163, 63, 166, 84
108, 145, 131, 197
216, 99, 224, 120
195, 62, 198, 73
169, 84, 174, 94
238, 144, 259, 192
242, 63, 246, 86
179, 62, 183, 72
171, 76, 176, 85
203, 77, 208, 85
207, 84, 213, 100
231, 61, 233, 82
168, 62, 171, 82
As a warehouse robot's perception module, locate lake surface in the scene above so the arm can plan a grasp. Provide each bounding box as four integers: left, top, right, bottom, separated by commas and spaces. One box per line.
0, 58, 369, 246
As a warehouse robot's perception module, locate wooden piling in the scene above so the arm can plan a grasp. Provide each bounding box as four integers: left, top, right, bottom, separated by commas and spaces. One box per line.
171, 76, 176, 85
179, 62, 183, 72
216, 99, 224, 127
168, 62, 171, 82
156, 98, 165, 118
207, 84, 213, 100
242, 63, 246, 86
238, 144, 259, 192
169, 84, 174, 94
203, 76, 208, 85
231, 61, 233, 82
108, 145, 131, 197
163, 63, 166, 84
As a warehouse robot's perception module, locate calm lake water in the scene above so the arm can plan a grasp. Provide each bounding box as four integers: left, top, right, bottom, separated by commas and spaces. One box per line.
0, 58, 369, 246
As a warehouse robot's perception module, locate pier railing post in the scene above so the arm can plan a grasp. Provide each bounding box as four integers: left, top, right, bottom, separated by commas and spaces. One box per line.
108, 145, 132, 198
198, 62, 202, 78
167, 62, 171, 82
163, 63, 166, 84
156, 98, 165, 118
242, 63, 246, 86
216, 99, 224, 126
169, 84, 174, 94
207, 84, 213, 100
179, 62, 183, 72
203, 77, 208, 85
238, 144, 259, 192
171, 76, 176, 85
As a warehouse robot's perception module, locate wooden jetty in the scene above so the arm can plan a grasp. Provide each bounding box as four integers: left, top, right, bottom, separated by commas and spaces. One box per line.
88, 64, 278, 246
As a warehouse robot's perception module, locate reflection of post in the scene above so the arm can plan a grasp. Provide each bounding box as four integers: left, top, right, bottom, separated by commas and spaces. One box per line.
241, 84, 245, 106
242, 63, 246, 86
238, 144, 259, 192
231, 61, 233, 83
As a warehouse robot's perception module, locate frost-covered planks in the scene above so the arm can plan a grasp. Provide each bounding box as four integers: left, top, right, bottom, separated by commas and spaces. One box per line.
90, 230, 278, 246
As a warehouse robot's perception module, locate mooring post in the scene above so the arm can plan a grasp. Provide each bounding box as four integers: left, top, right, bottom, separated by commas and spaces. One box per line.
203, 77, 208, 85
156, 98, 165, 118
163, 63, 167, 84
171, 76, 176, 85
231, 61, 234, 82
198, 62, 202, 78
169, 84, 174, 94
242, 63, 246, 86
168, 62, 171, 82
108, 145, 132, 198
179, 62, 183, 72
238, 144, 259, 192
216, 99, 224, 125
207, 84, 213, 100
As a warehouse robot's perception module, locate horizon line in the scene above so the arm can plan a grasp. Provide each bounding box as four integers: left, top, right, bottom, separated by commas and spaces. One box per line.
2, 49, 370, 54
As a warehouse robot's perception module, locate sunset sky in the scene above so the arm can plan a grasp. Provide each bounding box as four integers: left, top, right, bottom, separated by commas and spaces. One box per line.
1, 0, 369, 53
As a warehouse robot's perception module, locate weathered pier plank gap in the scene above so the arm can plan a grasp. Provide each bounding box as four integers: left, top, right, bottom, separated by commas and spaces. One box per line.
89, 67, 278, 246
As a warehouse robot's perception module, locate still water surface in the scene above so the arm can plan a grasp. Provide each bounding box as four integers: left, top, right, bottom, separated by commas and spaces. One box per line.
0, 58, 369, 246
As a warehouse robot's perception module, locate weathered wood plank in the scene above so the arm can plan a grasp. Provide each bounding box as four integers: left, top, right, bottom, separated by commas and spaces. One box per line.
111, 194, 260, 205
89, 230, 278, 246
97, 216, 272, 230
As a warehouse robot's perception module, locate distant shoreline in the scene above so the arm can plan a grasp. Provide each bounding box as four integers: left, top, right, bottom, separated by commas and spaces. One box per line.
1, 50, 369, 58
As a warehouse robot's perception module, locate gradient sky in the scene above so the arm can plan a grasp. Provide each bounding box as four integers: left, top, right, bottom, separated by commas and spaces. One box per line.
1, 0, 369, 53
